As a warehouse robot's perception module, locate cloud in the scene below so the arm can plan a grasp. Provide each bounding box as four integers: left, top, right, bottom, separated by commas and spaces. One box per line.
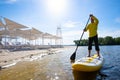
62, 30, 80, 45
62, 30, 120, 45
63, 30, 81, 37
63, 21, 80, 28
99, 30, 120, 38
0, 0, 17, 4
62, 30, 88, 45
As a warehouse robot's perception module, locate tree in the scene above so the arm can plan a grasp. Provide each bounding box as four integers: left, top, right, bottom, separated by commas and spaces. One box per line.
80, 39, 88, 46
74, 40, 80, 46
104, 36, 115, 45
98, 37, 104, 45
115, 37, 120, 45
73, 36, 120, 46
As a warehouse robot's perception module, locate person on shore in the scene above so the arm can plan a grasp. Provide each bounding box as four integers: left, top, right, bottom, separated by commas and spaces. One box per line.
84, 14, 100, 58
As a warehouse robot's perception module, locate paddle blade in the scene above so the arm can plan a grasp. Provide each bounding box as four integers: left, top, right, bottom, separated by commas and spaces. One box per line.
70, 51, 76, 61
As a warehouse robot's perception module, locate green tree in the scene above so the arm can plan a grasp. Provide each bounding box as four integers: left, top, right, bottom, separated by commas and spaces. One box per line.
115, 37, 120, 45
73, 36, 120, 46
98, 37, 104, 45
74, 40, 80, 46
103, 36, 115, 45
80, 39, 88, 46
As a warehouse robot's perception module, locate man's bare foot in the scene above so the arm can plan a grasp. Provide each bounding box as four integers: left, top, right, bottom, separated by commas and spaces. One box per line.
87, 55, 90, 57
97, 51, 100, 58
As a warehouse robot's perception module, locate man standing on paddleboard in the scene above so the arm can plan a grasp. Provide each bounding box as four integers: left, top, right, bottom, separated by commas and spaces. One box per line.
84, 14, 100, 58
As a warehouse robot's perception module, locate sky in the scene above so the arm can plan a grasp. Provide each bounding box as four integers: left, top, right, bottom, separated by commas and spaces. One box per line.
0, 0, 120, 45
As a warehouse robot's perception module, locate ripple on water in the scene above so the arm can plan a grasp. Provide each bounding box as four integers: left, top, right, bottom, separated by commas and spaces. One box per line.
0, 46, 120, 80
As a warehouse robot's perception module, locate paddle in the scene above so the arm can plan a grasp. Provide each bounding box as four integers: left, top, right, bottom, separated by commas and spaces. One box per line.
70, 16, 90, 62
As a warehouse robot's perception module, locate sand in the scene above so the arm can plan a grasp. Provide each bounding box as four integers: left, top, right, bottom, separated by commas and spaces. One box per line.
0, 48, 63, 68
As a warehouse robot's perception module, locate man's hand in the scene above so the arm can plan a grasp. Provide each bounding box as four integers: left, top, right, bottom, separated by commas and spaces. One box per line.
83, 28, 87, 32
90, 14, 93, 17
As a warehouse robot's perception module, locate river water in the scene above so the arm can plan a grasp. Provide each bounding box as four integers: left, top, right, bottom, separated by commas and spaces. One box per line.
0, 46, 120, 80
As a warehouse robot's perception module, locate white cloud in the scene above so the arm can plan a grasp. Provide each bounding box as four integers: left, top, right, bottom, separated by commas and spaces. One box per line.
63, 30, 81, 37
63, 21, 80, 28
99, 30, 120, 38
62, 29, 120, 45
62, 30, 88, 45
62, 30, 80, 45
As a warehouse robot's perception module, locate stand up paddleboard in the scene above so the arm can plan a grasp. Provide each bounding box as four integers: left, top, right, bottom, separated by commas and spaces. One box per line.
72, 54, 104, 72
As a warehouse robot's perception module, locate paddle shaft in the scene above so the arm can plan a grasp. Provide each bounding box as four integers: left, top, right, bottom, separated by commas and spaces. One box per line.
74, 31, 84, 52
70, 16, 90, 61
75, 17, 90, 52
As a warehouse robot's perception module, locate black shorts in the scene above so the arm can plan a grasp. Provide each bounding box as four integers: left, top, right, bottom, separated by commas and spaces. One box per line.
88, 35, 100, 51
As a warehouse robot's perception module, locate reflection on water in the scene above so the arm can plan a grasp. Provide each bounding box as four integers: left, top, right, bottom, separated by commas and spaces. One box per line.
0, 46, 120, 80
72, 70, 98, 80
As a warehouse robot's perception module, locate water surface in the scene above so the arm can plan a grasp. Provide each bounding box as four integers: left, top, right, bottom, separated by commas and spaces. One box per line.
0, 46, 120, 80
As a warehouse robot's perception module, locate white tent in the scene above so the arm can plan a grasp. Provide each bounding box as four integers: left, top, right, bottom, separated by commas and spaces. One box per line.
0, 22, 4, 28
4, 18, 28, 41
31, 27, 43, 34
16, 28, 43, 40
43, 33, 54, 38
4, 18, 28, 30
0, 17, 63, 47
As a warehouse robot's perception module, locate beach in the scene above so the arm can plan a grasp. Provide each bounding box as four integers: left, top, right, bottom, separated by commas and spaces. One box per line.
0, 48, 64, 69
0, 46, 74, 80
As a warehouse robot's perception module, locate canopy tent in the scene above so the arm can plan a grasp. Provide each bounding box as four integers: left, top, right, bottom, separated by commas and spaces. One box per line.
41, 33, 62, 45
31, 27, 43, 34
43, 33, 61, 39
30, 27, 43, 38
0, 21, 5, 37
0, 22, 4, 28
1, 18, 28, 44
0, 17, 63, 47
0, 22, 5, 41
16, 29, 32, 40
4, 18, 28, 30
52, 35, 62, 39
0, 29, 10, 36
43, 33, 54, 39
16, 28, 42, 40
16, 29, 31, 36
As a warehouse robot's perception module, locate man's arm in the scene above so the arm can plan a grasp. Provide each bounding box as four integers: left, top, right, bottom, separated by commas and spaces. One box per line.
84, 24, 89, 32
90, 15, 99, 24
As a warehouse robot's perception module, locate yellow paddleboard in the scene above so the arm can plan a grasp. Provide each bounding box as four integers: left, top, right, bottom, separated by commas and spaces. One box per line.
72, 54, 104, 72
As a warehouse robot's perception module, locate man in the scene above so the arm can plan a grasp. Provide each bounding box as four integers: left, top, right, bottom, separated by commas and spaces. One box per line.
84, 14, 100, 58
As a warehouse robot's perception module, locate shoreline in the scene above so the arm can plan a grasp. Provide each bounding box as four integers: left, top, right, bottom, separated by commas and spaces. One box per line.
0, 48, 65, 69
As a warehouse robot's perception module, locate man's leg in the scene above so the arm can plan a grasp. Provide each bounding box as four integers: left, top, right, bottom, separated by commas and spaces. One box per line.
88, 50, 91, 57
88, 37, 93, 57
96, 50, 100, 58
94, 35, 100, 58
